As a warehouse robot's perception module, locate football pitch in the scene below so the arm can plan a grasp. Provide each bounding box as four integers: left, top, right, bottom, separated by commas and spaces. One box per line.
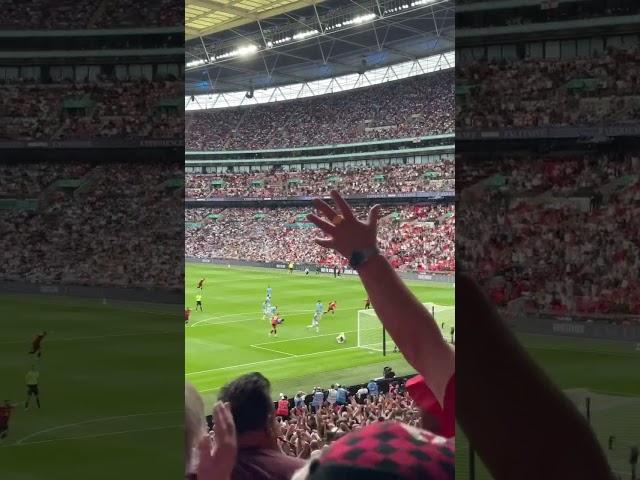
456, 334, 640, 480
185, 263, 455, 408
0, 294, 183, 480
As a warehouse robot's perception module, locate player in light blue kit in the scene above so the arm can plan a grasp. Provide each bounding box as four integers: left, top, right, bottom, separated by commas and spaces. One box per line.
306, 300, 323, 333
266, 286, 272, 301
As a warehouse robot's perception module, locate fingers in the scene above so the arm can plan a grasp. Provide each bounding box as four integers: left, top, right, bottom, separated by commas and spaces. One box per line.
330, 190, 355, 220
312, 198, 337, 221
198, 432, 213, 459
367, 204, 382, 228
216, 401, 235, 438
306, 214, 336, 235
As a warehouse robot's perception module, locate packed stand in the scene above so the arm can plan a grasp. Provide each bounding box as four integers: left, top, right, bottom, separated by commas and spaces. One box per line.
0, 0, 181, 29
0, 80, 183, 141
0, 162, 183, 289
186, 162, 454, 199
186, 69, 454, 150
456, 48, 640, 129
457, 0, 639, 28
185, 203, 455, 273
186, 372, 454, 480
458, 153, 640, 317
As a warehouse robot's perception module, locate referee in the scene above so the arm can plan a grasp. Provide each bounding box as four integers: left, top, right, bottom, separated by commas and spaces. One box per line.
195, 293, 203, 312
25, 368, 40, 410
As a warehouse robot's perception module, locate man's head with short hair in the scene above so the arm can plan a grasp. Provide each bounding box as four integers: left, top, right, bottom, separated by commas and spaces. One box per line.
218, 372, 275, 440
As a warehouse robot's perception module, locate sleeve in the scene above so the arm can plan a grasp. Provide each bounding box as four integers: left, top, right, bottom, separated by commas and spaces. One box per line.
406, 374, 455, 438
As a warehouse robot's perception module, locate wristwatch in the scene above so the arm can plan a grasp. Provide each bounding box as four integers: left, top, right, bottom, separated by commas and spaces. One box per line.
349, 247, 380, 270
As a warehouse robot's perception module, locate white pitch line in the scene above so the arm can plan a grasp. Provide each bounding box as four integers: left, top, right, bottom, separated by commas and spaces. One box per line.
253, 330, 358, 346
14, 410, 180, 445
186, 346, 360, 376
190, 309, 313, 327
15, 424, 181, 446
250, 344, 296, 356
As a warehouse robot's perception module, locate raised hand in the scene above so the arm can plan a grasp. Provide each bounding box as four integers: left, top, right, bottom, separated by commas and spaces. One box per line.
198, 401, 237, 480
306, 190, 381, 260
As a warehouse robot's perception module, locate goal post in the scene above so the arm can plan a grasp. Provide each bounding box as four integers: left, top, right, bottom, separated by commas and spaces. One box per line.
357, 303, 450, 355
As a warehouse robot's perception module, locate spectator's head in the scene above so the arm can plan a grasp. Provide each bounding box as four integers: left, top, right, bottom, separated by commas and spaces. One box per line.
184, 381, 205, 469
218, 372, 277, 447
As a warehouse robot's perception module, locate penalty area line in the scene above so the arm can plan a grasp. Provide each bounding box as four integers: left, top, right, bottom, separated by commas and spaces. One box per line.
250, 344, 296, 356
186, 346, 361, 377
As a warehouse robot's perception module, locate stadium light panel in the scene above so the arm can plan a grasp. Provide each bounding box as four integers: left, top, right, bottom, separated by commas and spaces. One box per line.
187, 59, 208, 68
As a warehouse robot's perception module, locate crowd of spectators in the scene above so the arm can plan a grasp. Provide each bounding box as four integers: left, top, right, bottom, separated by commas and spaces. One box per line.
185, 203, 455, 273
186, 69, 454, 150
270, 380, 419, 460
457, 0, 639, 28
0, 79, 183, 141
456, 48, 640, 129
186, 162, 454, 198
0, 0, 181, 29
458, 153, 640, 317
0, 161, 183, 290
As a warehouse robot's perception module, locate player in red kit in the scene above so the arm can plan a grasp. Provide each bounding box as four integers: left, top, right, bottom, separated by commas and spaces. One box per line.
29, 332, 47, 358
196, 278, 205, 290
269, 315, 284, 336
0, 400, 18, 439
364, 298, 371, 309
185, 308, 191, 326
325, 300, 337, 315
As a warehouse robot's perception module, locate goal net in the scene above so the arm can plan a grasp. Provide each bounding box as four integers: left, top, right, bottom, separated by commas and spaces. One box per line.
357, 302, 455, 354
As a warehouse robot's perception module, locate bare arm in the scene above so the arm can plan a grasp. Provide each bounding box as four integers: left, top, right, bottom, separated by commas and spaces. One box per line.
457, 274, 611, 480
307, 190, 454, 404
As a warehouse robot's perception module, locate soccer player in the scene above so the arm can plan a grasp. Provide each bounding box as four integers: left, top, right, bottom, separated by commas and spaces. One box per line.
25, 368, 40, 410
304, 267, 309, 276
195, 293, 203, 312
0, 400, 18, 440
307, 300, 323, 333
269, 314, 284, 336
288, 262, 294, 274
197, 278, 205, 290
185, 308, 191, 326
364, 298, 371, 309
325, 300, 337, 315
262, 300, 270, 321
29, 331, 47, 358
266, 285, 272, 301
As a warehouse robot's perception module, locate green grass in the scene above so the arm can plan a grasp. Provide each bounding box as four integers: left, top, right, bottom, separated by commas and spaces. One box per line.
456, 335, 640, 480
0, 294, 183, 480
185, 263, 455, 409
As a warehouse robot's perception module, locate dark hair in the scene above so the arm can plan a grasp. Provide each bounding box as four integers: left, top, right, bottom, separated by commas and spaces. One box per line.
218, 372, 273, 435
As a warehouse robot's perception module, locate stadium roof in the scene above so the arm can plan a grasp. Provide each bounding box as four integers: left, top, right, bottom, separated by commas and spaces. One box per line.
186, 0, 454, 95
186, 0, 324, 40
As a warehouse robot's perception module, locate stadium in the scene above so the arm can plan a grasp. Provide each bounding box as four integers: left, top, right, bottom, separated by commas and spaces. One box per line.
184, 0, 455, 474
0, 2, 184, 478
457, 2, 640, 479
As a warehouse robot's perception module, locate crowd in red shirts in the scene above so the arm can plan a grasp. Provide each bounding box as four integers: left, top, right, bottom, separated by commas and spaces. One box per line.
458, 153, 640, 317
185, 203, 455, 273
